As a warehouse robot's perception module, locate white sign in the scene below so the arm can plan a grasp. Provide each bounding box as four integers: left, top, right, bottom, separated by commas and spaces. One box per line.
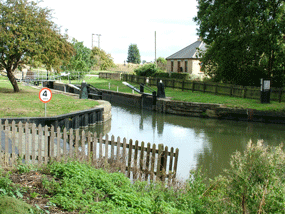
39, 88, 52, 103
264, 80, 270, 90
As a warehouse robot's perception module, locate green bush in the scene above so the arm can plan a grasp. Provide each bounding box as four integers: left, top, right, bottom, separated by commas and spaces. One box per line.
153, 72, 170, 78
205, 141, 285, 213
134, 63, 160, 77
170, 73, 189, 80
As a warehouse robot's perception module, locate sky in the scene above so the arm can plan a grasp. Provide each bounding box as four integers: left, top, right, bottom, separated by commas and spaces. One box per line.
39, 0, 199, 64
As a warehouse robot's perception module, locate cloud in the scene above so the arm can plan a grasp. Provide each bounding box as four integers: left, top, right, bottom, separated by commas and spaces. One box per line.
39, 0, 199, 63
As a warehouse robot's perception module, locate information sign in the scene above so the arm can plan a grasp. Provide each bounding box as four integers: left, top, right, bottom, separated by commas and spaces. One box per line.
39, 88, 52, 103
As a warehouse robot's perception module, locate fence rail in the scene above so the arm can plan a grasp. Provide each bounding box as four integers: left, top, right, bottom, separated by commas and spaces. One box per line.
121, 74, 285, 102
0, 120, 179, 182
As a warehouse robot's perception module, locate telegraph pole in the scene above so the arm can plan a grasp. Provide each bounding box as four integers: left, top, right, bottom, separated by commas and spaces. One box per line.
91, 33, 95, 49
96, 34, 101, 49
155, 31, 157, 67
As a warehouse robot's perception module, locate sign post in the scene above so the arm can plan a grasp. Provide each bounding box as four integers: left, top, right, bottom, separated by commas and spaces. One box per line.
39, 88, 52, 117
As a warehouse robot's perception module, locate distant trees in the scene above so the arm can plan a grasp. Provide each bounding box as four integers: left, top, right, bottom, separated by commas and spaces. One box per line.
61, 39, 94, 74
194, 0, 285, 86
157, 57, 167, 71
91, 47, 115, 70
127, 44, 141, 64
0, 0, 74, 92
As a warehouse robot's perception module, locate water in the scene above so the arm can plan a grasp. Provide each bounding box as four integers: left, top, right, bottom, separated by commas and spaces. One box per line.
89, 103, 285, 180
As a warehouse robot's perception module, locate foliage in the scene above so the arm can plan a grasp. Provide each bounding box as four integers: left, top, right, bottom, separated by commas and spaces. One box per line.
152, 72, 170, 78
127, 44, 141, 64
0, 173, 23, 198
134, 63, 162, 77
170, 73, 189, 80
61, 39, 95, 79
0, 196, 38, 214
194, 0, 285, 86
157, 57, 167, 71
0, 143, 285, 213
0, 0, 74, 92
205, 141, 285, 213
91, 47, 116, 71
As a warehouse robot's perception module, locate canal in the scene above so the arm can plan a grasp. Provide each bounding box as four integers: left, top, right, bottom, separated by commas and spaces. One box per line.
88, 102, 285, 180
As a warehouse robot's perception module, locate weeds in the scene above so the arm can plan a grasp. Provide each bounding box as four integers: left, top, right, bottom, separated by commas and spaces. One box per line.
0, 141, 284, 213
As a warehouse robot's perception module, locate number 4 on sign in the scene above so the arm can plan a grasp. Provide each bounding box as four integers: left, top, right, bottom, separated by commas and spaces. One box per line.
39, 88, 52, 117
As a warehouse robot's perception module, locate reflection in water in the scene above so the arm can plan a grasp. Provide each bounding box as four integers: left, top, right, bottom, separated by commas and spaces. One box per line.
87, 102, 285, 180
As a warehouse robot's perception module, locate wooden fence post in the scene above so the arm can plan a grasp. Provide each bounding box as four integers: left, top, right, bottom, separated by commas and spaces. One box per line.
243, 86, 247, 98
44, 125, 49, 164
127, 139, 133, 178
11, 121, 16, 165
122, 138, 127, 174
134, 140, 139, 179
25, 122, 29, 164
47, 135, 51, 160
150, 143, 156, 181
279, 88, 283, 103
63, 128, 68, 162
173, 148, 179, 179
57, 127, 61, 161
69, 128, 74, 159
105, 134, 109, 160
139, 141, 144, 181
146, 143, 151, 180
156, 144, 163, 180
38, 124, 43, 164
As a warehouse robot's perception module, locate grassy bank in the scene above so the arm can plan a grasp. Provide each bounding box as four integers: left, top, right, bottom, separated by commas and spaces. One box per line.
0, 141, 284, 213
81, 77, 285, 112
0, 80, 99, 118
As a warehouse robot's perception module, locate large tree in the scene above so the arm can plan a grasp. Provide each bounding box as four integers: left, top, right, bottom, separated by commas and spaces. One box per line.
194, 0, 285, 86
0, 0, 74, 92
91, 47, 115, 70
127, 44, 141, 64
61, 39, 95, 72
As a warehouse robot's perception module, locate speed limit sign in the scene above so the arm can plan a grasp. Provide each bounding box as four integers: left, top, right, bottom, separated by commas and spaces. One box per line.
39, 88, 52, 103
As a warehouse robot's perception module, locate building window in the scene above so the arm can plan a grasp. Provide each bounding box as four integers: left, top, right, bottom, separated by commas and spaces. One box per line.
178, 61, 181, 72
185, 61, 188, 73
171, 61, 174, 72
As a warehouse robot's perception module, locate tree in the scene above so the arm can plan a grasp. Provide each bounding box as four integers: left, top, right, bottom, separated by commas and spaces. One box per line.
157, 57, 167, 71
91, 47, 115, 70
61, 39, 95, 73
0, 0, 74, 92
127, 44, 141, 64
194, 0, 285, 86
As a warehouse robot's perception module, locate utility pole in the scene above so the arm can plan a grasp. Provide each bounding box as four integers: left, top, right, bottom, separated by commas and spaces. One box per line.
155, 31, 157, 67
96, 34, 101, 49
91, 33, 95, 49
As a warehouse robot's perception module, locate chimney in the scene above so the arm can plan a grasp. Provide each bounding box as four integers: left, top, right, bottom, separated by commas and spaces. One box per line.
197, 37, 202, 41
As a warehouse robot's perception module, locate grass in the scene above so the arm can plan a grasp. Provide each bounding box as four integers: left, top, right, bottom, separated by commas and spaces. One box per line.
0, 79, 99, 118
80, 77, 285, 112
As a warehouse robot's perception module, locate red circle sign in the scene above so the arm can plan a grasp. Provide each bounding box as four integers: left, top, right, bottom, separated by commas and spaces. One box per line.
39, 88, 52, 103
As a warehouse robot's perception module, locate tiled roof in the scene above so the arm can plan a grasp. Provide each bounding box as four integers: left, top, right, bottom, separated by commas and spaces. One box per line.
166, 41, 206, 60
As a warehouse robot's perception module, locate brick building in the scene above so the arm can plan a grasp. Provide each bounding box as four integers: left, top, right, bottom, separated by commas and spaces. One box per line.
166, 38, 206, 79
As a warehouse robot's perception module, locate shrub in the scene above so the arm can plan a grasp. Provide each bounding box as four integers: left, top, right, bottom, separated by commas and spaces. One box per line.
207, 141, 285, 213
153, 72, 170, 78
134, 63, 159, 77
170, 73, 189, 80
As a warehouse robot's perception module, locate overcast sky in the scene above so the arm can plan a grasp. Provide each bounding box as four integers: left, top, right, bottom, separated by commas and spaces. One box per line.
39, 0, 199, 64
